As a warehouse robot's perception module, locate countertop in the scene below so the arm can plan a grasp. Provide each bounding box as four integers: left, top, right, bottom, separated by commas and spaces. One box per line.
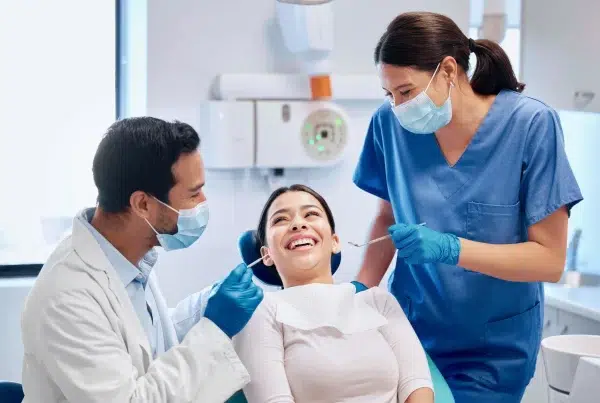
544, 283, 600, 322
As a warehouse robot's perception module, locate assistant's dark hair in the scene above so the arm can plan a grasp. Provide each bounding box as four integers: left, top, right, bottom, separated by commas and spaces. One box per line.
374, 11, 524, 95
256, 184, 336, 247
92, 117, 200, 213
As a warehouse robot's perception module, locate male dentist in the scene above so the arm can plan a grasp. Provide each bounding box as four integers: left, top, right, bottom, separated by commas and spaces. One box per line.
21, 117, 263, 402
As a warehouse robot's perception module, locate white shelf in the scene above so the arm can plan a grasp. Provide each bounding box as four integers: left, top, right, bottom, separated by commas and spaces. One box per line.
212, 73, 384, 101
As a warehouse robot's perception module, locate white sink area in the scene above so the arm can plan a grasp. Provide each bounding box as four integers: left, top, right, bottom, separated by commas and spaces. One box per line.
558, 271, 600, 288
541, 335, 600, 402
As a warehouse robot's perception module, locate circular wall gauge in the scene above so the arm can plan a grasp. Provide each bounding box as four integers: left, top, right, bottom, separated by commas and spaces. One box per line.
300, 108, 348, 162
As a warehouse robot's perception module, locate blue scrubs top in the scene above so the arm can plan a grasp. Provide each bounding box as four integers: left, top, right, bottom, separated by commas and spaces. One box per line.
353, 90, 583, 402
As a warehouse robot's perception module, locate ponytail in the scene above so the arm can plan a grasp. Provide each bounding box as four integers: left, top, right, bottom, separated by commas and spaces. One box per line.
374, 12, 524, 96
470, 38, 525, 95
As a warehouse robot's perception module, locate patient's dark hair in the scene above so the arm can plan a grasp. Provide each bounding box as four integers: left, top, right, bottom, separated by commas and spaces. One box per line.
256, 184, 336, 247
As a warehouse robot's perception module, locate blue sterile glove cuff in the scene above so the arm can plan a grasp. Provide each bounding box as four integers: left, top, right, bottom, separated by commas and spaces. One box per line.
204, 263, 264, 338
388, 224, 461, 265
351, 280, 368, 293
444, 233, 461, 266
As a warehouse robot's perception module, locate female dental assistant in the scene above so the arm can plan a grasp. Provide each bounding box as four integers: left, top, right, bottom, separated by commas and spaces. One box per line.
353, 12, 583, 403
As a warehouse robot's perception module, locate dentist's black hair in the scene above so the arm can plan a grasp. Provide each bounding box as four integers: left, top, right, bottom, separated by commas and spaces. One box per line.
93, 117, 200, 213
374, 11, 525, 95
256, 184, 336, 247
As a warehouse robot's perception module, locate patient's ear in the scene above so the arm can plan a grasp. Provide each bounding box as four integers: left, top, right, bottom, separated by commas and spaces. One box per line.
260, 246, 274, 266
331, 233, 340, 254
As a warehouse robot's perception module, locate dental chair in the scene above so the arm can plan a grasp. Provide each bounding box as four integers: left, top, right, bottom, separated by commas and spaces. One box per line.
227, 230, 455, 403
0, 381, 24, 403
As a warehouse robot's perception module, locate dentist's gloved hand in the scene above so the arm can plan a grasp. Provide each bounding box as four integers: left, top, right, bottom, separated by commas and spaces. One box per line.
351, 280, 368, 293
204, 263, 264, 338
388, 224, 461, 265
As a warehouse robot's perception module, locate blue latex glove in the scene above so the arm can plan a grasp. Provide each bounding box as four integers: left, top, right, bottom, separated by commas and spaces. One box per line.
351, 280, 368, 293
388, 224, 461, 265
204, 263, 264, 338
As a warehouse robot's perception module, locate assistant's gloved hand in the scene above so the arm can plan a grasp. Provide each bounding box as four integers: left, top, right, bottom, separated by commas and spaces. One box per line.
388, 224, 461, 265
204, 263, 264, 338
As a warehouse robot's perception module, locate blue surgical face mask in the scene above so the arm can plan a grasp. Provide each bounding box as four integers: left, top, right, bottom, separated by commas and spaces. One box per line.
392, 63, 454, 135
144, 198, 209, 252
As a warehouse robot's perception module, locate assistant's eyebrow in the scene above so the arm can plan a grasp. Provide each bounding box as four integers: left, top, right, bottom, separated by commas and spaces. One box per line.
393, 83, 413, 91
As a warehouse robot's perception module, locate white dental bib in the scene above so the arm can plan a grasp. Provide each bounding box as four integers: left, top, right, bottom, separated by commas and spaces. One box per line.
270, 282, 388, 334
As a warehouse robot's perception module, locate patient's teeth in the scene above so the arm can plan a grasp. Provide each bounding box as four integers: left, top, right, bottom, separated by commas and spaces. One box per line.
288, 238, 316, 250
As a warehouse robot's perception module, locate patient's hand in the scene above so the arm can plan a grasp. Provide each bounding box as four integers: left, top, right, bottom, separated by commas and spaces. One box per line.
405, 387, 434, 403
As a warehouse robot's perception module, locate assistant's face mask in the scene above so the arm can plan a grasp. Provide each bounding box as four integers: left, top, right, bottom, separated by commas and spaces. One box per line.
392, 63, 454, 135
144, 198, 209, 252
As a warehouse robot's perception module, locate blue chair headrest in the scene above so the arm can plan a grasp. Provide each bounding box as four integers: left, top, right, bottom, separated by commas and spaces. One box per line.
238, 229, 342, 287
0, 381, 24, 403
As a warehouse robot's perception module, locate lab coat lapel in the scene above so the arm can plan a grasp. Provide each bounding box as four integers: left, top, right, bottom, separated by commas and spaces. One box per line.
148, 272, 179, 348
71, 216, 154, 364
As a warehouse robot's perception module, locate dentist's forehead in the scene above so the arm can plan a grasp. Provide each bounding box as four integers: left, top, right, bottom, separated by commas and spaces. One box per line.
268, 191, 323, 218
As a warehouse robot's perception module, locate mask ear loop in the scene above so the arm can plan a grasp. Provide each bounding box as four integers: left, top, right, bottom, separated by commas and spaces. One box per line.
425, 62, 454, 97
154, 196, 180, 215
144, 217, 160, 236
427, 63, 455, 105
141, 196, 178, 236
424, 63, 442, 93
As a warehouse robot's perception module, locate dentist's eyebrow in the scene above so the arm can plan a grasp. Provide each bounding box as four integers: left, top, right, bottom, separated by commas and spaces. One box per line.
188, 181, 205, 192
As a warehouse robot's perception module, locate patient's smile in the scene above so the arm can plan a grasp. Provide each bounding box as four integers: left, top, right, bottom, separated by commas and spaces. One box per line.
287, 237, 317, 250
286, 234, 319, 251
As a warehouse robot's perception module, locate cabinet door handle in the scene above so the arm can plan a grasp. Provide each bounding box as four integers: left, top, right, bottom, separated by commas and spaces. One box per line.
560, 325, 569, 335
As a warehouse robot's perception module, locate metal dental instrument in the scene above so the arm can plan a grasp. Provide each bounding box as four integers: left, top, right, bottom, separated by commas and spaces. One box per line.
248, 255, 269, 268
249, 223, 426, 262
348, 223, 426, 248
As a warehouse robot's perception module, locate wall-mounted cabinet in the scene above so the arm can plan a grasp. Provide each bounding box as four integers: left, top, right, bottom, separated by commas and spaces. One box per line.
521, 0, 600, 112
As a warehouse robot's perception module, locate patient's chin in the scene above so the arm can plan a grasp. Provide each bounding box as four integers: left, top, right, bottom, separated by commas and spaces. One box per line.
288, 253, 327, 273
275, 244, 331, 272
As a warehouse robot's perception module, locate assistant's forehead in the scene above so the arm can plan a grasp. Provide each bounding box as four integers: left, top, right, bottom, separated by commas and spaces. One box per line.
378, 63, 428, 90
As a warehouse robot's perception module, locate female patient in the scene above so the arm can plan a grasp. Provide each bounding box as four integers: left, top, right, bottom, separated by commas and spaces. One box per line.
234, 184, 434, 403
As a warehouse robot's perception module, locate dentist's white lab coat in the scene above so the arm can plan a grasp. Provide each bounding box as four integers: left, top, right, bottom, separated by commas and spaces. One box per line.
20, 215, 250, 403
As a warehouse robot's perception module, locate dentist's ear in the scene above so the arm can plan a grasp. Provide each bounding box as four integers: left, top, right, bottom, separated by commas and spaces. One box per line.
130, 190, 153, 220
260, 246, 274, 266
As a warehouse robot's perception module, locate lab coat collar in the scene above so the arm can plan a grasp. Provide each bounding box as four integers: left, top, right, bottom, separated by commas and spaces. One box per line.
72, 208, 153, 360
72, 209, 117, 275
78, 208, 158, 288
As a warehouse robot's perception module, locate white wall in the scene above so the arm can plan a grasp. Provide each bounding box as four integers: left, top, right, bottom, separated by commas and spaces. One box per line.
559, 111, 600, 273
144, 0, 470, 304
0, 0, 115, 382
